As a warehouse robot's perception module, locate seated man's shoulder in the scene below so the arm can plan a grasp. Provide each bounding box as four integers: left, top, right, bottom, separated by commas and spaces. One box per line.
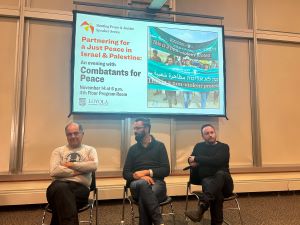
153, 139, 167, 149
196, 142, 206, 147
155, 139, 164, 145
217, 141, 229, 148
81, 144, 97, 151
53, 145, 67, 152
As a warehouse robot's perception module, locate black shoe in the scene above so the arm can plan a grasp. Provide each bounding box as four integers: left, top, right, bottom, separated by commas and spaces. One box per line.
185, 203, 208, 222
185, 210, 203, 222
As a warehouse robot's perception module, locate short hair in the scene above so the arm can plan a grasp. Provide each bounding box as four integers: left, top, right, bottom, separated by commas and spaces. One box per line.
65, 122, 83, 134
153, 49, 158, 54
135, 117, 151, 132
200, 124, 215, 135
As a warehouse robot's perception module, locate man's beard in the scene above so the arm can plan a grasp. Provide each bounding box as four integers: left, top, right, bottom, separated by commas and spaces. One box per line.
135, 131, 145, 143
206, 138, 217, 145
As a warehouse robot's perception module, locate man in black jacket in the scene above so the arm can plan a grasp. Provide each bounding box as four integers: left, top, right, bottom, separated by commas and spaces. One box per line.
185, 124, 234, 225
123, 118, 170, 225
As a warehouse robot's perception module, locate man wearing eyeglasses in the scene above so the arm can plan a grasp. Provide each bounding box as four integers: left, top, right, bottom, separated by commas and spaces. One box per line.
123, 118, 170, 225
46, 122, 98, 225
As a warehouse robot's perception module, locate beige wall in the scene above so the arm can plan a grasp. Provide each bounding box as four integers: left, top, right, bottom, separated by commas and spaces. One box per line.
22, 20, 72, 171
1, 0, 300, 192
256, 0, 300, 33
175, 0, 249, 29
257, 41, 300, 166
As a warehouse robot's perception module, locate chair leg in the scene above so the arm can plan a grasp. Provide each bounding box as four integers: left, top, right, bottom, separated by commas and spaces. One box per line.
223, 219, 230, 225
41, 209, 47, 225
95, 191, 98, 225
223, 197, 243, 225
89, 204, 93, 225
185, 184, 190, 213
169, 201, 176, 225
121, 188, 126, 225
160, 203, 176, 225
129, 201, 135, 225
234, 198, 243, 225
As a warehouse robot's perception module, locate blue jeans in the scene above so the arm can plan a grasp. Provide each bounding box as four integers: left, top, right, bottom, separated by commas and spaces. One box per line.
200, 92, 208, 108
130, 179, 167, 225
183, 92, 192, 108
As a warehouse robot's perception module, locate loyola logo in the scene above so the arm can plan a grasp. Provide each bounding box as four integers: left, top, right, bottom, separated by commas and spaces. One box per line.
81, 21, 94, 34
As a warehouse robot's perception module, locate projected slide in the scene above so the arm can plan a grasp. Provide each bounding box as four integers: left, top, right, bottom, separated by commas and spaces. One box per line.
72, 12, 226, 116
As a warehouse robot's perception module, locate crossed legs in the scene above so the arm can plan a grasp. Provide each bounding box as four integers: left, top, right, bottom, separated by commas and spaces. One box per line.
201, 170, 234, 225
46, 180, 89, 225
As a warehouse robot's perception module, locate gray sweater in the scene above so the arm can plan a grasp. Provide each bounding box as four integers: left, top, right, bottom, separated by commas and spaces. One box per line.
49, 144, 98, 188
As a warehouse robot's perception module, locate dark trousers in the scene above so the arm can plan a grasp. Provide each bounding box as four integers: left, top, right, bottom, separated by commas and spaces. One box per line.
46, 180, 90, 225
201, 170, 234, 225
130, 179, 166, 225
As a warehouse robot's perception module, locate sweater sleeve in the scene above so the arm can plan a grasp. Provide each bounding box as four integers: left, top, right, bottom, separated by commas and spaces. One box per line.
49, 147, 74, 178
194, 143, 230, 167
191, 144, 199, 157
123, 147, 135, 182
151, 142, 170, 179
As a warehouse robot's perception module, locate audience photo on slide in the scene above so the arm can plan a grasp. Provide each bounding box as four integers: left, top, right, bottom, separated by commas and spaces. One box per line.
147, 26, 221, 110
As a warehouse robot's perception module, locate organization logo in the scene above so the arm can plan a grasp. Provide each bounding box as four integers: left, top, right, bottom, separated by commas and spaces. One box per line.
81, 21, 94, 34
88, 99, 109, 106
79, 98, 86, 106
66, 152, 81, 162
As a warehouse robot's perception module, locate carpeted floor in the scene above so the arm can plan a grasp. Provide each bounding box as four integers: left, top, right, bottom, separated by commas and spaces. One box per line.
0, 191, 300, 225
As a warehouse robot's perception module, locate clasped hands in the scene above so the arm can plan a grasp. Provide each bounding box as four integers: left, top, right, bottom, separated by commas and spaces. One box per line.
133, 170, 154, 185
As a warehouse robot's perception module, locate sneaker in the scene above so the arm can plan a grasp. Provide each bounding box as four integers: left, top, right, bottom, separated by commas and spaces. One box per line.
185, 203, 208, 222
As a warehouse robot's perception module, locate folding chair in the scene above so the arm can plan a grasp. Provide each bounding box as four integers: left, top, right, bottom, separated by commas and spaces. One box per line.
185, 168, 243, 225
222, 193, 243, 225
120, 185, 175, 225
42, 172, 98, 225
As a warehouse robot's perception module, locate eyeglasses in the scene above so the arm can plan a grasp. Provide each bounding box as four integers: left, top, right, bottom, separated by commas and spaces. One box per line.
133, 126, 144, 131
66, 132, 82, 137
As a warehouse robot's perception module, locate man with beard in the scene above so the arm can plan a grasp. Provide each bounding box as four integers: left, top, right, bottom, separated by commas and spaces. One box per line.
123, 118, 170, 225
185, 124, 234, 225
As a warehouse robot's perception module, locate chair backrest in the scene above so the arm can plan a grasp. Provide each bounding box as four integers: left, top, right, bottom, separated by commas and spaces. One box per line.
189, 167, 202, 185
90, 171, 96, 191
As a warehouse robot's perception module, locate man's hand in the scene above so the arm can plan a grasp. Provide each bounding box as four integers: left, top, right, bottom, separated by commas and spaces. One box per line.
62, 162, 82, 176
188, 156, 195, 164
189, 162, 198, 168
188, 156, 199, 167
133, 170, 150, 180
63, 162, 74, 168
73, 170, 82, 176
141, 176, 155, 185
